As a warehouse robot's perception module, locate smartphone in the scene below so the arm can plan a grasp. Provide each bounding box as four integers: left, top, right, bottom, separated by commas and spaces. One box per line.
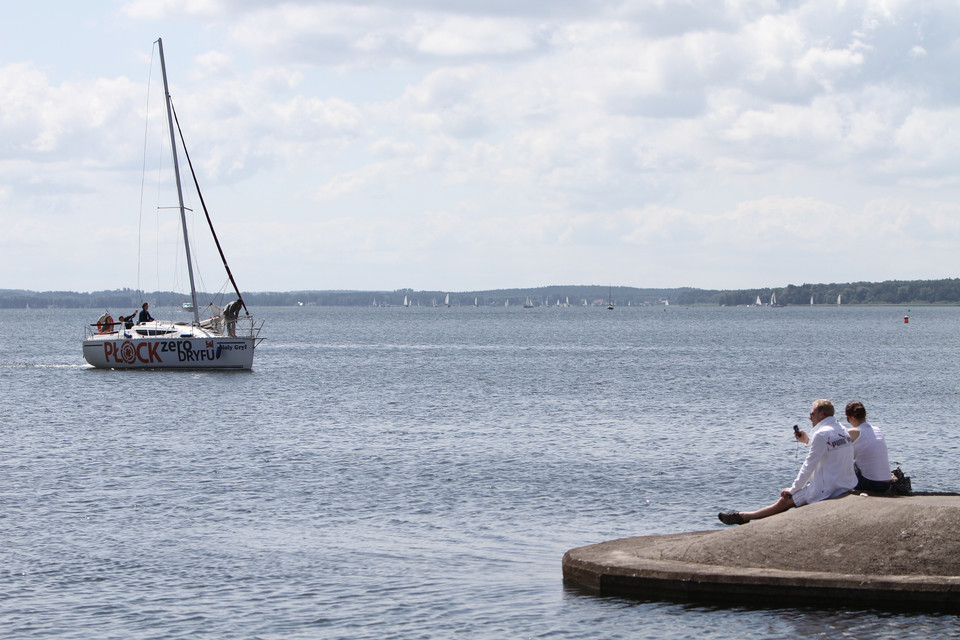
793, 425, 800, 436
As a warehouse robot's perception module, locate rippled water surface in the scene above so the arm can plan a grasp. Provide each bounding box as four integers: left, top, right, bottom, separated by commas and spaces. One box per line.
2, 305, 959, 638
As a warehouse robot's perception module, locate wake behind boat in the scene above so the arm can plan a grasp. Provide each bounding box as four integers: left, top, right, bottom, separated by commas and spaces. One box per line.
83, 38, 261, 370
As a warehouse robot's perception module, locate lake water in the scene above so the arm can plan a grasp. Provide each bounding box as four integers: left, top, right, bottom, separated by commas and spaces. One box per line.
2, 305, 959, 638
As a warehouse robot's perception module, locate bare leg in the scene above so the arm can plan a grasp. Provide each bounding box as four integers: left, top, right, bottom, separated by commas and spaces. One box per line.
740, 494, 796, 522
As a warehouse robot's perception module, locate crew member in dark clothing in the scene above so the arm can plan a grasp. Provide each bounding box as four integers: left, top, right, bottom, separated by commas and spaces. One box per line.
138, 302, 154, 324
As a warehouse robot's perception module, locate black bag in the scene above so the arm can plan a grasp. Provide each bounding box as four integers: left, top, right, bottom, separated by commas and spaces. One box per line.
891, 466, 912, 495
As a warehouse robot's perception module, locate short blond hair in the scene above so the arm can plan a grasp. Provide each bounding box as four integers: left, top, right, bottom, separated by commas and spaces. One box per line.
812, 399, 834, 417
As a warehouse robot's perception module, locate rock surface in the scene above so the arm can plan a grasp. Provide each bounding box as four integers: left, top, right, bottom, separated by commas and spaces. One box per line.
672, 494, 960, 576
562, 494, 960, 608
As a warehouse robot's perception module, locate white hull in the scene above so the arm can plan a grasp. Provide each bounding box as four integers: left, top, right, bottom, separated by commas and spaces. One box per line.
83, 320, 255, 370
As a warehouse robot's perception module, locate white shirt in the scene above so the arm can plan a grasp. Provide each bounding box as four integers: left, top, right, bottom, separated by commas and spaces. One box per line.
853, 421, 891, 483
789, 416, 857, 503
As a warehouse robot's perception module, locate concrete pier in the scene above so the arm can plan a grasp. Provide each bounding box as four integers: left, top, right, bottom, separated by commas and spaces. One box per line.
563, 494, 960, 609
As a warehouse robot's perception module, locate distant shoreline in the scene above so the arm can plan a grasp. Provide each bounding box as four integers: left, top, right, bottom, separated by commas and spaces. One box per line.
2, 278, 959, 309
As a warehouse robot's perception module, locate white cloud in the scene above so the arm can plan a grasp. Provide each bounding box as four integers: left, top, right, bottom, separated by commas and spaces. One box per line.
888, 108, 960, 181
410, 16, 540, 56
122, 0, 225, 20
3, 0, 960, 291
0, 62, 142, 164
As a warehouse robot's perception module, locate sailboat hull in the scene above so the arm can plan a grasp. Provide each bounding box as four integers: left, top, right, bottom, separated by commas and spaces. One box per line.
83, 329, 254, 370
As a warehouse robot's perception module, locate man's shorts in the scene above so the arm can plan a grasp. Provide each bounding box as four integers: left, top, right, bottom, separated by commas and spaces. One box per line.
791, 484, 855, 507
790, 484, 813, 507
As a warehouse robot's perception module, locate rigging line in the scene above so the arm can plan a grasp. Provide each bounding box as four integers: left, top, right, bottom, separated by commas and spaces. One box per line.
170, 100, 249, 316
137, 43, 158, 301
154, 101, 165, 299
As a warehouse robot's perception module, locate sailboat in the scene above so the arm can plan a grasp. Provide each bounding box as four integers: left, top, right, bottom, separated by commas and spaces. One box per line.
523, 297, 534, 308
837, 294, 842, 305
445, 293, 450, 307
607, 287, 614, 310
82, 39, 260, 370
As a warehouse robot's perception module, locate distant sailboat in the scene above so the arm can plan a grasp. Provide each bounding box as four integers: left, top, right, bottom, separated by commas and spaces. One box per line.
474, 297, 478, 307
755, 295, 762, 306
445, 293, 450, 307
607, 287, 614, 310
810, 296, 814, 305
403, 295, 409, 307
523, 297, 534, 308
837, 294, 842, 305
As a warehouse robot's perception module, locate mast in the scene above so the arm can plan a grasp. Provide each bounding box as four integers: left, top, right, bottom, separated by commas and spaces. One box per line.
157, 38, 200, 324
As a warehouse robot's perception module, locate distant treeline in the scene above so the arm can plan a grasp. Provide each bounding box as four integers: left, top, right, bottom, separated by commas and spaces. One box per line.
2, 279, 959, 309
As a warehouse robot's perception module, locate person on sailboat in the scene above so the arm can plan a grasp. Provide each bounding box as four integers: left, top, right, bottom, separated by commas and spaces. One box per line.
717, 399, 856, 525
844, 401, 892, 493
222, 300, 242, 337
138, 302, 155, 324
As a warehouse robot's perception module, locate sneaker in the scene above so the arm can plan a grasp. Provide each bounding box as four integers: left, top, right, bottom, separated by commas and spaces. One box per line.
718, 511, 746, 525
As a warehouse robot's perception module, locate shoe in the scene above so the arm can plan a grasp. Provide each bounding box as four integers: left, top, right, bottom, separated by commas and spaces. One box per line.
718, 511, 746, 525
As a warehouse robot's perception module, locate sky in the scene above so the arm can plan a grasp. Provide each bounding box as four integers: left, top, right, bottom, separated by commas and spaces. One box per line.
2, 0, 960, 294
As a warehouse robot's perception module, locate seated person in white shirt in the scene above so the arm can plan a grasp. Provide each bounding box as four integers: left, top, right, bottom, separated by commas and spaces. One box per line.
845, 401, 892, 493
718, 399, 857, 525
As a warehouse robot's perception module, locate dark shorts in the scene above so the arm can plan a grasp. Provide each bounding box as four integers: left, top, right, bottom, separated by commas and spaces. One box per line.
855, 466, 891, 493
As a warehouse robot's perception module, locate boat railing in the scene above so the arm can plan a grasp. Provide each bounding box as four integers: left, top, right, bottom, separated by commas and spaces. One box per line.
84, 323, 115, 339
84, 320, 131, 339
85, 312, 260, 340
234, 314, 260, 339
201, 312, 260, 339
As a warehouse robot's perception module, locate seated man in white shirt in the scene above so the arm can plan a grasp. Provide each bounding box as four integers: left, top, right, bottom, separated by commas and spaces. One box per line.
718, 399, 857, 525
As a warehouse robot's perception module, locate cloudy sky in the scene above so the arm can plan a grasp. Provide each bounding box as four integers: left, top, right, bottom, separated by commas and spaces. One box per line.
2, 1, 959, 293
